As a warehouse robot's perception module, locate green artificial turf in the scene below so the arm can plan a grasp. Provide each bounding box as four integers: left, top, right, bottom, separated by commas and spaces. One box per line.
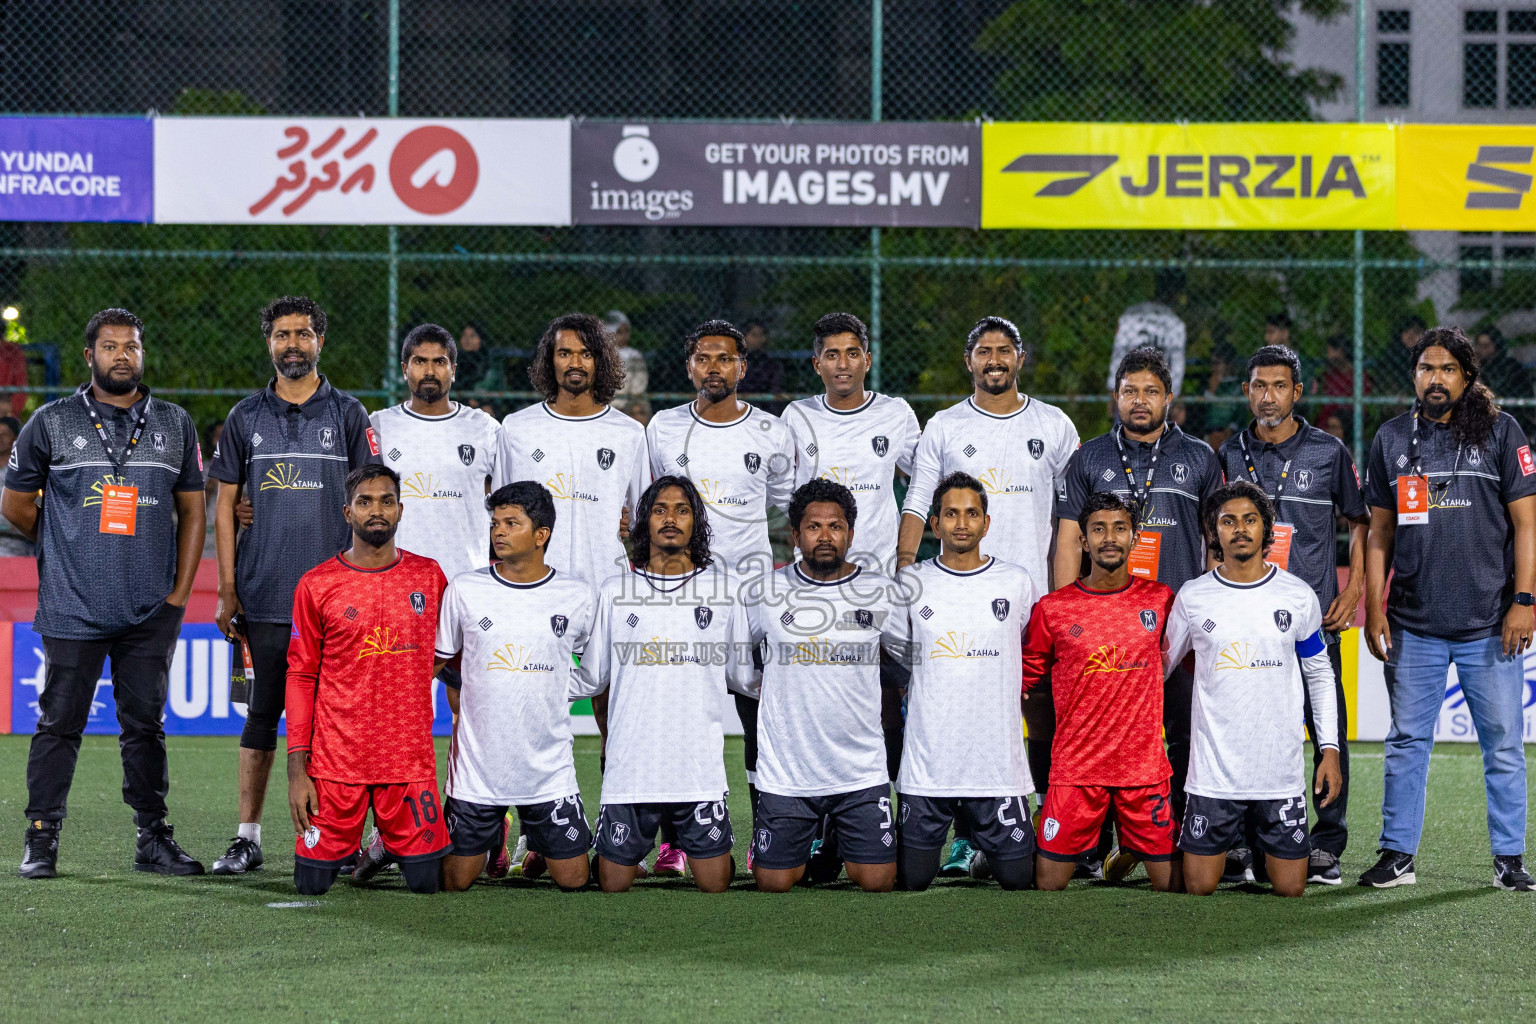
1, 736, 1533, 1023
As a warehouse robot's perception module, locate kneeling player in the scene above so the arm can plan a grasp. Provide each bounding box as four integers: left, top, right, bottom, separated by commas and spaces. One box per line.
727, 480, 907, 893
1165, 481, 1342, 898
1022, 493, 1181, 892
286, 465, 449, 895
893, 473, 1039, 891
575, 476, 748, 893
434, 482, 596, 892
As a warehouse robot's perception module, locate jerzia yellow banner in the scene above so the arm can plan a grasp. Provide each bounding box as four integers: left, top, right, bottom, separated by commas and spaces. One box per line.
983, 123, 1397, 230
1396, 125, 1536, 231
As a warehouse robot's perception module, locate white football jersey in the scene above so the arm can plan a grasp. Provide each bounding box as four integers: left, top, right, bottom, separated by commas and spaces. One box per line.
782, 392, 921, 573
370, 402, 499, 580
573, 565, 746, 805
901, 396, 1079, 590
494, 403, 649, 587
1164, 565, 1339, 801
725, 563, 906, 797
435, 566, 596, 806
892, 556, 1038, 797
646, 402, 795, 583
1107, 301, 1187, 395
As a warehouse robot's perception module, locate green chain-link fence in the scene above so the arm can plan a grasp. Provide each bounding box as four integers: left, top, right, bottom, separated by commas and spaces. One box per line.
1, 0, 1533, 474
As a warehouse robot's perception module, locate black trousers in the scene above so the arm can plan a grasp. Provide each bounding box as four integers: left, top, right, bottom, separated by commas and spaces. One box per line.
26, 601, 184, 825
240, 620, 292, 751
1302, 642, 1350, 856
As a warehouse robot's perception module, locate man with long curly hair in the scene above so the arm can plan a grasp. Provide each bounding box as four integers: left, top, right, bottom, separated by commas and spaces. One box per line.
1361, 326, 1536, 891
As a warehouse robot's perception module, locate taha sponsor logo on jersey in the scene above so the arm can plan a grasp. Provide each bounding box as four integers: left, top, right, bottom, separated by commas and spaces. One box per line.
825, 466, 881, 493
978, 468, 1032, 495
83, 475, 159, 507
1082, 644, 1150, 674
261, 462, 323, 491
486, 642, 558, 674
784, 636, 877, 665
357, 625, 421, 659
401, 472, 466, 500
929, 630, 1001, 660
544, 472, 600, 503
1216, 641, 1285, 671
697, 478, 748, 507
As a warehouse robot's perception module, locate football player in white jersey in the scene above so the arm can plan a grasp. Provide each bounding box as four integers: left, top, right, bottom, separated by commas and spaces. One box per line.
435, 481, 598, 893
726, 479, 907, 893
575, 475, 753, 893
892, 472, 1039, 891
1164, 481, 1342, 897
646, 318, 797, 850
897, 314, 1077, 874
370, 323, 500, 581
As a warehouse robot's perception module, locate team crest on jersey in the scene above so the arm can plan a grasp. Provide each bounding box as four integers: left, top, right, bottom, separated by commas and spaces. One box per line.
596, 447, 615, 470
695, 606, 713, 630
409, 592, 426, 616
992, 598, 1010, 621
303, 825, 321, 849
854, 609, 874, 629
610, 822, 629, 846
1139, 609, 1158, 632
551, 614, 569, 637
458, 444, 475, 466
1294, 469, 1313, 492
151, 431, 166, 453
1028, 438, 1044, 460
756, 828, 772, 852
871, 435, 889, 457
1042, 817, 1060, 842
1189, 815, 1208, 839
1274, 609, 1292, 632
320, 427, 335, 450
1171, 462, 1188, 484
744, 452, 761, 474
1468, 445, 1482, 467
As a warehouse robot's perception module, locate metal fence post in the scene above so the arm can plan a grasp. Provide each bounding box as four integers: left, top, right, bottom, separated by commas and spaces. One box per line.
1351, 0, 1367, 470
385, 0, 401, 404
868, 0, 883, 392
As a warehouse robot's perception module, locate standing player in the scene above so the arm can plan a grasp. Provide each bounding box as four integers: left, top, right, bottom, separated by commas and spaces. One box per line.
1216, 345, 1366, 885
1022, 492, 1180, 893
575, 476, 747, 893
783, 312, 920, 574
210, 296, 380, 877
897, 315, 1077, 874
371, 322, 499, 581
1165, 481, 1343, 897
1053, 346, 1220, 877
892, 472, 1039, 891
648, 318, 796, 862
285, 465, 448, 895
434, 482, 595, 893
726, 479, 906, 893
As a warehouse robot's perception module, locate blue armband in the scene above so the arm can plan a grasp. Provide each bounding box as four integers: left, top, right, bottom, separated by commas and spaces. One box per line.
1295, 630, 1326, 659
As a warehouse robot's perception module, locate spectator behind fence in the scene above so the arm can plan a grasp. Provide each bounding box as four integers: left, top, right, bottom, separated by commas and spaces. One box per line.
1264, 312, 1292, 348
455, 322, 503, 413
1107, 268, 1187, 400
1314, 334, 1375, 429
739, 320, 785, 406
1380, 314, 1427, 391
605, 310, 651, 424
1474, 325, 1533, 440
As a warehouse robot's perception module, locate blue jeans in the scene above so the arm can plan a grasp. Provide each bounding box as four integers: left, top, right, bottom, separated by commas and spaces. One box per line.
1381, 628, 1528, 857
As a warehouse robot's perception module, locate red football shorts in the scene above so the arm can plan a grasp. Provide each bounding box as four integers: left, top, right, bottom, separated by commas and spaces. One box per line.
1037, 781, 1177, 861
294, 777, 451, 866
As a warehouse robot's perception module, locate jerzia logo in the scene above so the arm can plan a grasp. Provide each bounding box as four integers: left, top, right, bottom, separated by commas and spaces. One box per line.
1000, 154, 1116, 196
1465, 145, 1532, 211
1003, 151, 1366, 200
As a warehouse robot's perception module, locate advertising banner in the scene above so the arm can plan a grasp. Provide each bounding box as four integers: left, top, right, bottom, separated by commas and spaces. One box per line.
0, 117, 153, 223
1396, 124, 1536, 232
1351, 629, 1536, 743
572, 122, 979, 227
982, 122, 1397, 230
154, 117, 571, 225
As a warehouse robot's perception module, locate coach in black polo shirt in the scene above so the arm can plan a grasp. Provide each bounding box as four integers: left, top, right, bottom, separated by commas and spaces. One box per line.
4, 308, 206, 879
1218, 344, 1367, 885
208, 295, 378, 876
1053, 345, 1221, 872
1360, 327, 1536, 892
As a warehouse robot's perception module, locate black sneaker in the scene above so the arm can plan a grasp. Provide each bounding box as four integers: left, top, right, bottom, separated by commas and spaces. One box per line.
1358, 849, 1415, 888
19, 820, 59, 879
1071, 857, 1103, 881
134, 820, 205, 876
351, 828, 391, 884
1307, 849, 1342, 886
1222, 847, 1255, 884
211, 836, 264, 876
1494, 855, 1535, 891
968, 850, 993, 881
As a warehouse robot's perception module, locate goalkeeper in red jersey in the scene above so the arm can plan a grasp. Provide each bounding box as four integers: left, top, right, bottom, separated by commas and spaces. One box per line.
1021, 491, 1182, 893
286, 464, 449, 895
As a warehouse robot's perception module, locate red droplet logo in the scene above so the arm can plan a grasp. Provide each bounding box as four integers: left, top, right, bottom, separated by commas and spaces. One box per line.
389, 126, 479, 215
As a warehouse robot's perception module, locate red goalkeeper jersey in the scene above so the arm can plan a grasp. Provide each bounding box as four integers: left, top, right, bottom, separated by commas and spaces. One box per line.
286, 551, 447, 784
1020, 577, 1174, 788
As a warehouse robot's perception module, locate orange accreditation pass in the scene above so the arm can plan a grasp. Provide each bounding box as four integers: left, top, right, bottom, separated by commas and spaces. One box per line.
1127, 530, 1161, 580
1397, 475, 1428, 526
1267, 523, 1294, 571
99, 483, 138, 535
